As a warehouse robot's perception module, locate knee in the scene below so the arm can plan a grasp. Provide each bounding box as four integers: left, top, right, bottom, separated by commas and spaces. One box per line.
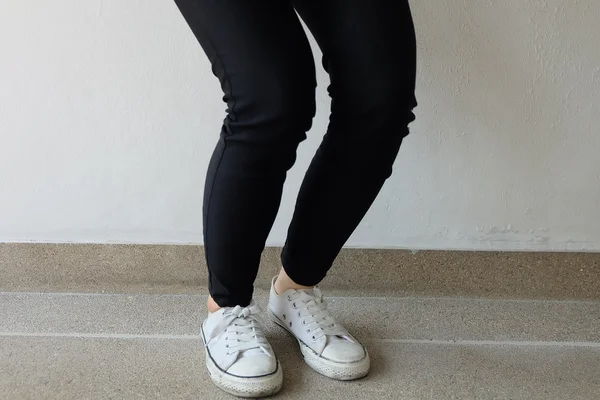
229, 76, 316, 144
370, 83, 417, 118
267, 84, 316, 136
333, 78, 417, 128
222, 75, 316, 173
325, 78, 416, 179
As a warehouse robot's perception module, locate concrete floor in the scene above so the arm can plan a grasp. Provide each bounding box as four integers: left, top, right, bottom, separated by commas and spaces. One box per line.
2, 245, 599, 399
2, 293, 600, 399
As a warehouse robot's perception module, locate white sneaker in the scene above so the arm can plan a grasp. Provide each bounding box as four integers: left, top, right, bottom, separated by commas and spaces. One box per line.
268, 278, 370, 380
201, 301, 283, 398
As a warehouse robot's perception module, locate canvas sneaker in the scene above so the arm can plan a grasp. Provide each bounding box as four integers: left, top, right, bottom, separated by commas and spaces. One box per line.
201, 301, 283, 397
268, 278, 370, 380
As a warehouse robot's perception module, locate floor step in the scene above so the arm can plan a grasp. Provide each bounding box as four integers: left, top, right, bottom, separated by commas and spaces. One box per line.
2, 336, 599, 400
1, 293, 599, 399
2, 244, 600, 300
1, 293, 599, 343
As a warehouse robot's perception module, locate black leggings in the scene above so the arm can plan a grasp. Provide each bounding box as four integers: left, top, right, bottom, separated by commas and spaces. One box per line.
174, 0, 418, 307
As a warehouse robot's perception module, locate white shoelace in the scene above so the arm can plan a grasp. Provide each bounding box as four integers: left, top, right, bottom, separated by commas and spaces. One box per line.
206, 304, 273, 357
288, 288, 349, 342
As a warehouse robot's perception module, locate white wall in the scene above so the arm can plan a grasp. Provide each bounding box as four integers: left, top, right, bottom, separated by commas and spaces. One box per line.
1, 0, 599, 251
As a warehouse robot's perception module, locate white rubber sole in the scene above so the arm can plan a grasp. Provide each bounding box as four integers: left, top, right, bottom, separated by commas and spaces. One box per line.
202, 336, 283, 398
269, 309, 370, 381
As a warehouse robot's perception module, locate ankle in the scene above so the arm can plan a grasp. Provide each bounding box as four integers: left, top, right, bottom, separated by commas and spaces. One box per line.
274, 268, 314, 295
207, 296, 222, 313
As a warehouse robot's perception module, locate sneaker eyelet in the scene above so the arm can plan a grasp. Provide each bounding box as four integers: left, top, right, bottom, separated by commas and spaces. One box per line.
292, 302, 297, 309
283, 314, 286, 320
307, 329, 310, 333
302, 320, 306, 325
312, 335, 316, 341
297, 311, 301, 317
287, 295, 292, 301
225, 344, 229, 348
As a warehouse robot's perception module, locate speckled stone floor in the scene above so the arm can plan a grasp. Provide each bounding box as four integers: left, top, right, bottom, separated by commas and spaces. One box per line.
1, 244, 599, 399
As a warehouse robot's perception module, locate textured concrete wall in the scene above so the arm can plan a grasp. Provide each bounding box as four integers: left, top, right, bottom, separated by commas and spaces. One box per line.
1, 0, 599, 250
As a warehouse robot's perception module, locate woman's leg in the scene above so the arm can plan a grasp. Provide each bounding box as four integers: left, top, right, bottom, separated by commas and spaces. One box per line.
173, 0, 316, 308
268, 0, 417, 381
280, 0, 418, 287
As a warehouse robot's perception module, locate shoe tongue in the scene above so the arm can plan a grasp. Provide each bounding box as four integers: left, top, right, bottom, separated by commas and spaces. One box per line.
328, 334, 353, 344
233, 315, 251, 325
297, 288, 320, 305
238, 347, 265, 358
231, 320, 266, 358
